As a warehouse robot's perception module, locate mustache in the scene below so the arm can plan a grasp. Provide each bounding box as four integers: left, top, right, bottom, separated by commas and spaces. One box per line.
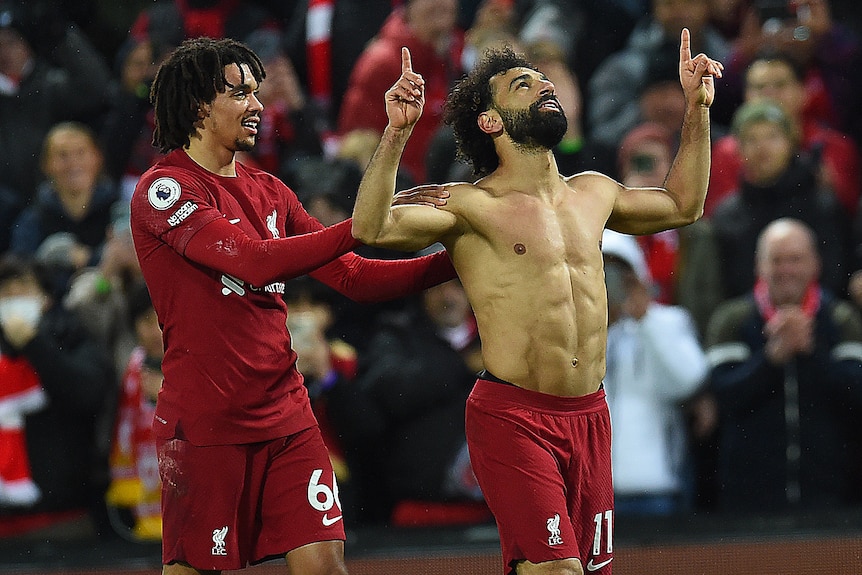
532, 94, 562, 111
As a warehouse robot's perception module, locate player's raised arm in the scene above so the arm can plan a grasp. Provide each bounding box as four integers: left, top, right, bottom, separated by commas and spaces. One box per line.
609, 28, 723, 235
352, 47, 456, 250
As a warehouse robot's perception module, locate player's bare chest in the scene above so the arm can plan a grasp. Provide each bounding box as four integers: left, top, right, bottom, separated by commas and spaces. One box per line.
471, 195, 595, 263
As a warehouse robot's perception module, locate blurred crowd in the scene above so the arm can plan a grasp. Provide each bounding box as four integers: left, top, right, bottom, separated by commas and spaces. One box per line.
1, 0, 862, 544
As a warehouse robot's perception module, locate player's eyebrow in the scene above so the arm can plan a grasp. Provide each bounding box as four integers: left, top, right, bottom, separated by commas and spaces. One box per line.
225, 81, 255, 94
508, 73, 532, 91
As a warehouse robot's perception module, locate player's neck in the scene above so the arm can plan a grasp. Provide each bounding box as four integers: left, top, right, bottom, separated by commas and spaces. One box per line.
185, 139, 237, 177
495, 146, 560, 191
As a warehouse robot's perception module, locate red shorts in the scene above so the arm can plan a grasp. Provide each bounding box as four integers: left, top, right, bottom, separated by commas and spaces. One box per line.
157, 426, 345, 570
465, 377, 614, 574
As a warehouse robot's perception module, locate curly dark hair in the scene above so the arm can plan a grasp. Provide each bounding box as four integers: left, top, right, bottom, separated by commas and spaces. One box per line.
150, 37, 266, 153
443, 47, 538, 178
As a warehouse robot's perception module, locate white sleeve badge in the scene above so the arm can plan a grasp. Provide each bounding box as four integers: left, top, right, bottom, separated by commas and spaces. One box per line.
148, 177, 182, 210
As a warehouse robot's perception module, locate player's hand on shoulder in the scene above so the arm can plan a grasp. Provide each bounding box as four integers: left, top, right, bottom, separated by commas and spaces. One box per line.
393, 184, 450, 208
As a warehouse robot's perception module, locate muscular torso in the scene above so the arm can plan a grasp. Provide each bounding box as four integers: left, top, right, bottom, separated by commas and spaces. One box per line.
441, 172, 615, 397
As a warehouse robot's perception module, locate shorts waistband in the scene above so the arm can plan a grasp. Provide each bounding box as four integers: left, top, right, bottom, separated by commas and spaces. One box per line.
471, 374, 607, 415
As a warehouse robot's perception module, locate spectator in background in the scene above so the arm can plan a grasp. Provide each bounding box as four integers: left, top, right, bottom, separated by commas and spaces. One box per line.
0, 1, 113, 209
602, 230, 707, 516
708, 0, 752, 40
9, 122, 121, 293
617, 122, 722, 337
280, 0, 395, 131
720, 0, 862, 147
706, 49, 860, 217
587, 0, 731, 149
461, 0, 518, 73
710, 100, 853, 301
0, 256, 116, 539
337, 0, 465, 183
705, 218, 862, 513
236, 28, 324, 177
63, 202, 143, 377
637, 45, 691, 146
128, 0, 274, 50
326, 279, 484, 525
105, 280, 162, 542
100, 36, 169, 202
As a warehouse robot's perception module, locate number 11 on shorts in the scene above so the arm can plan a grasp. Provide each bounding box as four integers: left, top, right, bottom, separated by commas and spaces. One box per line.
592, 510, 613, 555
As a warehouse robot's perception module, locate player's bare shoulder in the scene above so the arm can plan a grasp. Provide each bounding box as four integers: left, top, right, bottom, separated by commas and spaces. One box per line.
555, 171, 620, 234
564, 170, 622, 193
564, 170, 623, 208
437, 181, 490, 214
434, 180, 503, 239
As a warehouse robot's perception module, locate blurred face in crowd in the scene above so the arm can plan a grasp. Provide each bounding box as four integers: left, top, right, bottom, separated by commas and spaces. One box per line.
0, 27, 30, 79
622, 139, 673, 188
257, 53, 304, 111
406, 0, 458, 52
121, 39, 157, 93
0, 271, 46, 332
745, 59, 805, 120
652, 0, 710, 37
639, 80, 686, 137
42, 125, 104, 200
423, 279, 471, 329
738, 120, 794, 185
756, 221, 820, 306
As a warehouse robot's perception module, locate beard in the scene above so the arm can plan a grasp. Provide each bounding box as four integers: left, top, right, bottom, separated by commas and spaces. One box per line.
235, 138, 255, 152
498, 97, 568, 151
233, 133, 257, 152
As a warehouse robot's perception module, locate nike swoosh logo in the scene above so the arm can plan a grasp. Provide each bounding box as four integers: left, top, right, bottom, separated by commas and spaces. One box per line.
228, 218, 241, 224
322, 514, 342, 526
586, 557, 613, 571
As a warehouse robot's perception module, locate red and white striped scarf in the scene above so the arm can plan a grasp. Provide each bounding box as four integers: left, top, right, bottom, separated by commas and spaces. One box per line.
753, 278, 821, 322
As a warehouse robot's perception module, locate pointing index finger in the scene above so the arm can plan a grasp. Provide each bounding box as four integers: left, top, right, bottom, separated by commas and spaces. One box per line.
680, 27, 691, 62
402, 46, 412, 74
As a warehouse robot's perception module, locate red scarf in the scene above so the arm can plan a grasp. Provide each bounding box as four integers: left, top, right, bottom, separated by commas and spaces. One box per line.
753, 278, 821, 321
106, 348, 161, 540
0, 355, 46, 507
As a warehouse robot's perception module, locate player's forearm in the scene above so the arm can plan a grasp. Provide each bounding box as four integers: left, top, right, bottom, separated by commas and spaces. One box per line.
663, 105, 711, 223
352, 125, 412, 244
184, 217, 360, 286
312, 249, 456, 303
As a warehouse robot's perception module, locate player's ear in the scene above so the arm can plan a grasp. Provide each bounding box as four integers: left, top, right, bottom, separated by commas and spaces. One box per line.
478, 110, 502, 135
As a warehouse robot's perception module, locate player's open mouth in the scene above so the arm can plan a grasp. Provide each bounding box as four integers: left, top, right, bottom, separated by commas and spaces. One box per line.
538, 100, 561, 112
241, 118, 259, 134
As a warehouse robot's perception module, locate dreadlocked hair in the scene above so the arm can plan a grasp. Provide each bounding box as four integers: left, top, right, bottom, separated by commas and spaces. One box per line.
150, 37, 266, 153
443, 46, 538, 179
